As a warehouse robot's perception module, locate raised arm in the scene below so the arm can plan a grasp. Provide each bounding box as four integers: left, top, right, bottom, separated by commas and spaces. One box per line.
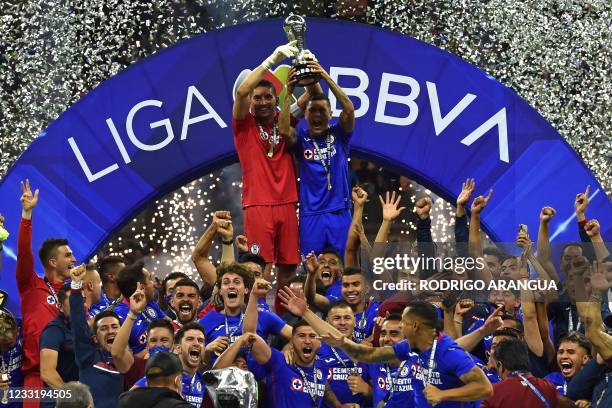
455, 179, 475, 255
192, 221, 219, 287
455, 305, 503, 352
468, 190, 494, 284
414, 197, 436, 278
111, 283, 147, 373
279, 69, 298, 146
278, 287, 398, 364
302, 252, 331, 312
212, 334, 246, 370
345, 186, 368, 268
68, 264, 98, 368
584, 219, 610, 262
581, 262, 612, 360
537, 206, 560, 282
214, 211, 236, 265
243, 278, 271, 333
575, 185, 596, 261
16, 179, 40, 292
308, 61, 355, 133
233, 41, 298, 120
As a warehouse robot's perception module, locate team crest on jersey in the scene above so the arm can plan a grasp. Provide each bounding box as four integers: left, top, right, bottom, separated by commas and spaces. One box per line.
400, 365, 409, 377
250, 244, 260, 255
46, 295, 56, 305
139, 333, 147, 344
196, 381, 202, 392
146, 307, 156, 318
303, 148, 314, 160
377, 377, 386, 389
315, 369, 323, 381
291, 377, 304, 391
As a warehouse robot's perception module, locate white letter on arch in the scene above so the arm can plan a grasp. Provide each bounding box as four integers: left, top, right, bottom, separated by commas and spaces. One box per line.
181, 85, 227, 140
460, 108, 509, 163
426, 81, 476, 135
328, 67, 370, 118
375, 73, 420, 126
126, 100, 175, 151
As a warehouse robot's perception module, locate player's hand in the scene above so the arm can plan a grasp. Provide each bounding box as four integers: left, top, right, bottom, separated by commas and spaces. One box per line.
206, 336, 230, 355
70, 264, 86, 283
283, 345, 295, 366
575, 185, 590, 216
540, 206, 556, 223
304, 251, 318, 275
305, 60, 329, 80
20, 179, 40, 214
352, 186, 368, 207
414, 197, 432, 220
424, 383, 445, 405
457, 178, 475, 208
516, 230, 533, 254
129, 283, 147, 314
320, 332, 346, 348
235, 235, 249, 253
575, 399, 591, 408
590, 261, 612, 294
470, 190, 493, 215
347, 373, 368, 395
263, 41, 298, 69
584, 219, 601, 238
252, 278, 272, 297
454, 299, 474, 317
482, 305, 504, 335
213, 211, 233, 241
380, 191, 407, 222
278, 287, 308, 317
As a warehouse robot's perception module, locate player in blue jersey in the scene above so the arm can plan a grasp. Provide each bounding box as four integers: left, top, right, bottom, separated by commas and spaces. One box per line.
88, 256, 125, 320
0, 311, 23, 408
279, 61, 355, 257
114, 262, 166, 357
198, 263, 292, 361
131, 323, 206, 407
280, 292, 493, 408
244, 323, 333, 408
304, 249, 344, 312
367, 313, 418, 408
544, 332, 592, 396
318, 300, 371, 407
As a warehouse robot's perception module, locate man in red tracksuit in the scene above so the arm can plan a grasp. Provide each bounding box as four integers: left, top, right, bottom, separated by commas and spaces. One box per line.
16, 180, 76, 407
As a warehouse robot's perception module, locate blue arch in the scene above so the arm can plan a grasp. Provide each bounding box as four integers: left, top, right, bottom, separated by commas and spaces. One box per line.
0, 18, 610, 314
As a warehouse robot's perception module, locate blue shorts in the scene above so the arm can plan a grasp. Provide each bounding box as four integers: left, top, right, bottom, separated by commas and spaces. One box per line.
299, 208, 352, 257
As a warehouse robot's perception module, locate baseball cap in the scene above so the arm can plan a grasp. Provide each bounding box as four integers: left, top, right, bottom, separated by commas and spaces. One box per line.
144, 351, 182, 380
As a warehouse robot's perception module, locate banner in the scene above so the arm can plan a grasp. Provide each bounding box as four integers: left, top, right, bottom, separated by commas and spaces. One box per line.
0, 18, 609, 314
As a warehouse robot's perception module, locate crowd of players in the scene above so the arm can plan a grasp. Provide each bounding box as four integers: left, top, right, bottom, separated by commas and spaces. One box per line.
0, 41, 611, 408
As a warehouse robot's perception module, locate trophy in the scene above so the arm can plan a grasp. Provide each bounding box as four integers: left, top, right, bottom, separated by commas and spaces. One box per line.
283, 15, 320, 86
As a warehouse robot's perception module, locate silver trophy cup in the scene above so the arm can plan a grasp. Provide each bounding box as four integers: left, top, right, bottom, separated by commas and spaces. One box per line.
283, 15, 320, 86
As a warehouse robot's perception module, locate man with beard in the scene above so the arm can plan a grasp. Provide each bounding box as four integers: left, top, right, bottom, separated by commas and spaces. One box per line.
367, 313, 417, 408
114, 261, 166, 357
69, 264, 123, 408
304, 249, 344, 311
339, 268, 380, 343
89, 256, 125, 320
319, 301, 371, 408
244, 324, 331, 407
169, 279, 201, 331
16, 180, 76, 406
545, 332, 592, 396
198, 263, 291, 360
0, 310, 23, 408
280, 292, 493, 408
133, 323, 207, 407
